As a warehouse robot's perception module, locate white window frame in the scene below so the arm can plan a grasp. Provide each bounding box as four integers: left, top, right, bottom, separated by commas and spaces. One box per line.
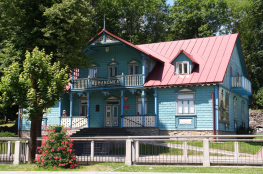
176, 61, 189, 75
128, 64, 139, 75
176, 92, 196, 115
136, 96, 148, 115
88, 67, 98, 78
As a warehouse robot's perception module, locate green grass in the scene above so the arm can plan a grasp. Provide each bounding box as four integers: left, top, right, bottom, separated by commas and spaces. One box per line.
0, 163, 263, 173
165, 141, 262, 155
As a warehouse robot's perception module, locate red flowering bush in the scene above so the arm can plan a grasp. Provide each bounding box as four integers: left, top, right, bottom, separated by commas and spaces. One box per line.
36, 126, 78, 169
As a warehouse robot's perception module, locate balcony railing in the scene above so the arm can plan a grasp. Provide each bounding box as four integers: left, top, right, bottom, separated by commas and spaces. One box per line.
72, 74, 143, 89
122, 115, 156, 128
230, 76, 252, 95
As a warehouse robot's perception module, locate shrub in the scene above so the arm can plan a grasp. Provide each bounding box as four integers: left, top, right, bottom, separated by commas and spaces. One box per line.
36, 126, 78, 169
0, 131, 17, 137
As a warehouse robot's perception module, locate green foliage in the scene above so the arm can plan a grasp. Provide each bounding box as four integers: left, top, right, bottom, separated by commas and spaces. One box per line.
0, 47, 70, 120
168, 0, 229, 40
0, 131, 17, 137
236, 125, 254, 134
253, 87, 263, 109
36, 126, 78, 169
0, 0, 94, 69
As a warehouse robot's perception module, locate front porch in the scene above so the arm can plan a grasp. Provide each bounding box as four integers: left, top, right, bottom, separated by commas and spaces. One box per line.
58, 88, 158, 129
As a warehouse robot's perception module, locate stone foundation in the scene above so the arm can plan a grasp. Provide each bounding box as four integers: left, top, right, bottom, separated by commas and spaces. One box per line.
125, 128, 159, 136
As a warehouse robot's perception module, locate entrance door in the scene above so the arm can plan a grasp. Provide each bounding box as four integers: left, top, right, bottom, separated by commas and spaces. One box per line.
105, 101, 119, 127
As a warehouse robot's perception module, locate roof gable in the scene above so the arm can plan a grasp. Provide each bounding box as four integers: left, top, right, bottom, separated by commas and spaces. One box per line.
170, 50, 199, 64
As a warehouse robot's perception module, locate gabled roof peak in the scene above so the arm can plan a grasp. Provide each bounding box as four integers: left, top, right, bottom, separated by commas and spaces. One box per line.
170, 50, 199, 64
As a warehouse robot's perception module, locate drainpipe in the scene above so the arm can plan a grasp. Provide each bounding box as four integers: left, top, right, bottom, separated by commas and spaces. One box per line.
18, 107, 21, 137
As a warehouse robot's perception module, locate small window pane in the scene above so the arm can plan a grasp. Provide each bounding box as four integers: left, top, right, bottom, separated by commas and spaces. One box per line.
183, 101, 188, 113
137, 97, 142, 102
179, 64, 182, 74
178, 101, 183, 114
129, 66, 133, 75
178, 94, 194, 99
189, 101, 194, 113
137, 103, 142, 115
81, 100, 87, 104
114, 67, 118, 76
89, 69, 94, 78
135, 65, 138, 74
94, 69, 97, 77
109, 67, 112, 77
183, 63, 188, 74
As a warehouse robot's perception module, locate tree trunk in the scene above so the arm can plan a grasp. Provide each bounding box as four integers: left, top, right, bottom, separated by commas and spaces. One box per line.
29, 115, 39, 163
37, 113, 43, 148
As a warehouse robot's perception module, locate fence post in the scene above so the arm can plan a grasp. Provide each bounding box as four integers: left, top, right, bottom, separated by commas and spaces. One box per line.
13, 141, 21, 165
7, 141, 11, 156
90, 141, 94, 158
135, 141, 139, 160
132, 140, 135, 163
183, 141, 187, 161
203, 139, 210, 167
25, 141, 29, 162
125, 139, 132, 166
234, 141, 239, 160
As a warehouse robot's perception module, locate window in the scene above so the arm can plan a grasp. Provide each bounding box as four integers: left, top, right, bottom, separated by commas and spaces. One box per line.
108, 62, 118, 77
89, 68, 98, 78
176, 61, 189, 75
176, 93, 195, 114
128, 60, 139, 75
79, 100, 87, 116
234, 96, 237, 119
137, 97, 147, 115
129, 65, 139, 75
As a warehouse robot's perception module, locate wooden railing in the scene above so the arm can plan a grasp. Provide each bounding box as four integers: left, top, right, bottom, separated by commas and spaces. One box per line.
231, 76, 252, 94
61, 116, 87, 128
122, 115, 155, 128
72, 74, 143, 89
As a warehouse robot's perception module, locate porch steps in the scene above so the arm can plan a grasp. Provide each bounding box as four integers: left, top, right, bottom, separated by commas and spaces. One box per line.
71, 128, 134, 137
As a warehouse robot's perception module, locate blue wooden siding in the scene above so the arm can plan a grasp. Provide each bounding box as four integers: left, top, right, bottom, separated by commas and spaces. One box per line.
82, 45, 142, 77
171, 53, 194, 73
46, 102, 60, 126
61, 93, 70, 116
158, 86, 214, 131
21, 109, 30, 130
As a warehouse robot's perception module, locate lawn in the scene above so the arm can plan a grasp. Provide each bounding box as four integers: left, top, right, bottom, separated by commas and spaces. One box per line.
165, 140, 263, 155
0, 163, 263, 173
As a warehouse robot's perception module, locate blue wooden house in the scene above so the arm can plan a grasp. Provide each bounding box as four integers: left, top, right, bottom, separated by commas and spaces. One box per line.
20, 29, 252, 136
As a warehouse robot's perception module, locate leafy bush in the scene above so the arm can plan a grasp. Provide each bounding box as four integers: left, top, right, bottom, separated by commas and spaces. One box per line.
0, 131, 17, 137
36, 126, 78, 169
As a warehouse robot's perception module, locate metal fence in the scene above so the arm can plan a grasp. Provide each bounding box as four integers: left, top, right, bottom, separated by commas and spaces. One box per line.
2, 135, 263, 166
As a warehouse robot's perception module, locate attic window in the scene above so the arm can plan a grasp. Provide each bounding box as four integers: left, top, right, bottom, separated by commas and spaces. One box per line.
176, 61, 189, 75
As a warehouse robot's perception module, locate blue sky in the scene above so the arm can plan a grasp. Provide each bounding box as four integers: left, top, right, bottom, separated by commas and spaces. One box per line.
167, 0, 174, 6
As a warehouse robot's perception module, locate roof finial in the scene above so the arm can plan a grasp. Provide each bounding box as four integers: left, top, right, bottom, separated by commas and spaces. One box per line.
104, 14, 105, 29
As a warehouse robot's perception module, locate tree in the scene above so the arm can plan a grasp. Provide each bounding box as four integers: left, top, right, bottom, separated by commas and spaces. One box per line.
0, 47, 70, 163
168, 0, 229, 40
0, 0, 94, 69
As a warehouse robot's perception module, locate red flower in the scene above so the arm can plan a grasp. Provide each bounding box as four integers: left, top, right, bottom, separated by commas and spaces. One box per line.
75, 164, 77, 167
53, 166, 56, 169
49, 156, 52, 159
64, 151, 67, 153
42, 153, 46, 156
42, 158, 44, 162
37, 146, 40, 149
38, 150, 41, 153
61, 147, 65, 150
65, 141, 68, 144
59, 158, 62, 161
68, 149, 72, 153
41, 162, 44, 165
45, 150, 48, 153
51, 139, 54, 142
70, 164, 74, 169
69, 161, 72, 163
64, 145, 67, 148
62, 142, 65, 145
59, 163, 62, 166
70, 139, 74, 142
66, 163, 68, 165
51, 149, 55, 152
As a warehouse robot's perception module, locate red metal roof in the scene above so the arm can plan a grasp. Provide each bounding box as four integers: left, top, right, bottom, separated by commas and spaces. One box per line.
67, 31, 239, 90
139, 34, 239, 87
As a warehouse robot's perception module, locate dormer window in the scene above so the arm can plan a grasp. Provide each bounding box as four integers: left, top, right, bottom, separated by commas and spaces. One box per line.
176, 61, 189, 75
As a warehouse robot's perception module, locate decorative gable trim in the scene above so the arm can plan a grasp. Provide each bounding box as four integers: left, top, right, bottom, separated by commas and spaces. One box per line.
170, 50, 199, 64
107, 96, 118, 100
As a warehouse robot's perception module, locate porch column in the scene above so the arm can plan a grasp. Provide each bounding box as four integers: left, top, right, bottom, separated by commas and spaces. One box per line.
70, 93, 73, 128
141, 89, 145, 127
71, 71, 74, 89
154, 88, 158, 127
59, 99, 62, 126
121, 90, 124, 128
141, 54, 146, 84
86, 92, 90, 128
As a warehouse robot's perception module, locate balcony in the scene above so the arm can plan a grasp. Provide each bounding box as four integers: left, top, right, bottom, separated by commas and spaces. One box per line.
72, 74, 143, 89
230, 76, 252, 95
